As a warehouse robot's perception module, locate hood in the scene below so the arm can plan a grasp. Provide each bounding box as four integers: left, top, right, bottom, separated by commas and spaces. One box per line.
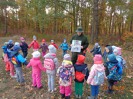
93, 64, 105, 72
107, 46, 113, 54
76, 55, 85, 64
94, 43, 99, 48
44, 53, 56, 59
108, 54, 118, 63
62, 60, 73, 67
8, 40, 13, 44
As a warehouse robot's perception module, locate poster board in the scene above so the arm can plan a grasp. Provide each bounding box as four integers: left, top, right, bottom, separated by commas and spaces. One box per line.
71, 40, 81, 52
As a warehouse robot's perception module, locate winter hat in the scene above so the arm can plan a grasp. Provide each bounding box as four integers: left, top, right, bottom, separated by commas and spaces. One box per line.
51, 40, 54, 43
116, 47, 122, 55
20, 37, 25, 40
48, 45, 56, 53
106, 46, 113, 54
15, 42, 20, 46
76, 27, 84, 33
4, 42, 8, 46
33, 35, 36, 40
63, 39, 66, 43
8, 40, 13, 44
93, 54, 103, 64
42, 39, 45, 42
32, 51, 41, 58
13, 45, 21, 52
76, 55, 85, 64
63, 54, 71, 61
112, 45, 117, 51
107, 54, 118, 62
95, 43, 99, 48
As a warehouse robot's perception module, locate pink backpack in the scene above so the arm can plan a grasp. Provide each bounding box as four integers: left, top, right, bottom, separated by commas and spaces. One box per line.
44, 58, 55, 70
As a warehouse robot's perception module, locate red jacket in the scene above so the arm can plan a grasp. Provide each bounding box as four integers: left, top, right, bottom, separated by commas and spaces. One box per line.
29, 40, 39, 49
51, 43, 58, 49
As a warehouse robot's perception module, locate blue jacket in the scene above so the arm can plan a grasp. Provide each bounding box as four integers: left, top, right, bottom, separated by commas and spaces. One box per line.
91, 46, 102, 56
2, 45, 7, 54
74, 63, 89, 83
60, 42, 69, 51
107, 54, 122, 81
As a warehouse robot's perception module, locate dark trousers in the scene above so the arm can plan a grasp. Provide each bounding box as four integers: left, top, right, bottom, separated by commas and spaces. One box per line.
23, 51, 28, 58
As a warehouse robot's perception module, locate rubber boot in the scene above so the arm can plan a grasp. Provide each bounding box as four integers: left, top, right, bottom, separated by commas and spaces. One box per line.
61, 94, 65, 99
65, 96, 70, 99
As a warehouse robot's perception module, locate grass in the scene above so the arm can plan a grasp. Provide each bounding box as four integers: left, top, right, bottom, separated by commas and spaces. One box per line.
0, 35, 133, 99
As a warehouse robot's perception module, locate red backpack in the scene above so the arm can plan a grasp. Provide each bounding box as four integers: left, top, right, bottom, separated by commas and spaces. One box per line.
75, 71, 85, 81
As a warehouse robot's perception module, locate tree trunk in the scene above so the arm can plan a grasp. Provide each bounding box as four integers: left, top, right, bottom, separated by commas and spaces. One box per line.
4, 8, 8, 35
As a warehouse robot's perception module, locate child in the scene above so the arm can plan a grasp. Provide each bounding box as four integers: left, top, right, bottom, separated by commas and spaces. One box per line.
44, 45, 59, 93
106, 54, 122, 94
27, 51, 46, 89
2, 42, 10, 72
114, 47, 126, 69
90, 43, 102, 56
74, 55, 89, 98
11, 45, 28, 83
59, 39, 69, 57
57, 54, 75, 99
20, 37, 28, 58
51, 40, 58, 49
29, 35, 39, 51
87, 54, 106, 99
39, 39, 48, 57
7, 40, 16, 78
102, 45, 113, 76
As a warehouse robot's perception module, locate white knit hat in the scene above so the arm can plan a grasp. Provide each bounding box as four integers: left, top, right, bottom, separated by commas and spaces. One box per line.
32, 51, 41, 58
64, 54, 71, 61
48, 45, 56, 53
15, 42, 20, 46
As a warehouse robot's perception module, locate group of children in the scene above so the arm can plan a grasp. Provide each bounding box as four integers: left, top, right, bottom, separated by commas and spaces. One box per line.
1, 36, 126, 99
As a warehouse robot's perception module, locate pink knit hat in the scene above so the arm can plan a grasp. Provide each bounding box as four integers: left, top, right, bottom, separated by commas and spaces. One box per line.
20, 37, 25, 40
93, 54, 103, 64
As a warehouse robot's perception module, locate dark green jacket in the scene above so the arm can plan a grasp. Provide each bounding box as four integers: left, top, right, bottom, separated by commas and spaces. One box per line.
70, 34, 89, 52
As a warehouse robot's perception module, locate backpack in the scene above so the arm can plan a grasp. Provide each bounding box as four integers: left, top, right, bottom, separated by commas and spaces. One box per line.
44, 58, 55, 70
75, 71, 85, 81
94, 71, 104, 85
121, 57, 127, 68
11, 56, 19, 65
59, 66, 73, 81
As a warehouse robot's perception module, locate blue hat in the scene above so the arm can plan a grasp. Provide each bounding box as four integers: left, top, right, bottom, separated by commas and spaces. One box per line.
108, 54, 117, 62
8, 40, 13, 44
13, 45, 21, 52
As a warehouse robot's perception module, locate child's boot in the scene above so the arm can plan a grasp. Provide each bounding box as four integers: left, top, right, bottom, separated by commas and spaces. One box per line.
61, 94, 65, 99
65, 96, 70, 99
88, 96, 95, 99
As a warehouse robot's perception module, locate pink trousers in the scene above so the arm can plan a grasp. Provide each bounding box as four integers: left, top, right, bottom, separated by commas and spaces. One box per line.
32, 72, 42, 88
60, 85, 71, 96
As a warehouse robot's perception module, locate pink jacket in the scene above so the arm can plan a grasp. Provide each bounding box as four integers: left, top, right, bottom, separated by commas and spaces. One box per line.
87, 64, 106, 85
27, 58, 46, 73
29, 40, 39, 49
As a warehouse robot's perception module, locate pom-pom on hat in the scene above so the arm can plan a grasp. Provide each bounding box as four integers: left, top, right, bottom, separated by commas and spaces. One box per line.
93, 54, 103, 64
32, 51, 41, 58
64, 54, 71, 61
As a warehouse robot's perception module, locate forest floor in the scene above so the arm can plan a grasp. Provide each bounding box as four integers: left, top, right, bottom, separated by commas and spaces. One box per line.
0, 36, 133, 99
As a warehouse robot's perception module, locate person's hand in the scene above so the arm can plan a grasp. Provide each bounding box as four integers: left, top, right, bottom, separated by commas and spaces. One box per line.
81, 46, 83, 49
